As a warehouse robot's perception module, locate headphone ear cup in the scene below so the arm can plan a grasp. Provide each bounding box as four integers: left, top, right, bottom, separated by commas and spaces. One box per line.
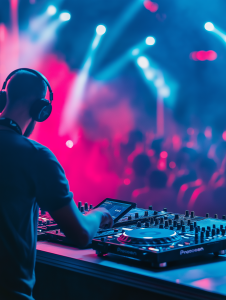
0, 91, 7, 113
30, 99, 52, 122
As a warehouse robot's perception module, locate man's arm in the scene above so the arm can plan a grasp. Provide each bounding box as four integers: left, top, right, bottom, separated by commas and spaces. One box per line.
50, 200, 113, 248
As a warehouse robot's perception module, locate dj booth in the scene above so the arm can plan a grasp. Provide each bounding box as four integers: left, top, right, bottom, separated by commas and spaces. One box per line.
34, 199, 226, 300
34, 241, 226, 300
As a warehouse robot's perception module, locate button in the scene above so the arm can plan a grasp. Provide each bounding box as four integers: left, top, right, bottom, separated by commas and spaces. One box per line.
150, 217, 154, 224
144, 211, 149, 217
149, 205, 153, 210
85, 202, 88, 210
163, 208, 167, 212
184, 242, 190, 245
185, 210, 189, 217
191, 211, 195, 218
145, 222, 150, 228
169, 245, 174, 248
128, 215, 132, 220
114, 228, 119, 232
135, 212, 139, 218
206, 213, 209, 218
215, 214, 218, 219
137, 221, 141, 227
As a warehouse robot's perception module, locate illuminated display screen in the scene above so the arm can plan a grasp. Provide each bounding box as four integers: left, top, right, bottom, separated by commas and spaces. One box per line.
99, 200, 131, 220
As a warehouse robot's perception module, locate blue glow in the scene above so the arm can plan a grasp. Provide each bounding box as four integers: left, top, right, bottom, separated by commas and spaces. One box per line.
146, 36, 155, 45
47, 5, 57, 16
60, 12, 71, 22
96, 25, 106, 35
204, 22, 214, 31
137, 56, 149, 69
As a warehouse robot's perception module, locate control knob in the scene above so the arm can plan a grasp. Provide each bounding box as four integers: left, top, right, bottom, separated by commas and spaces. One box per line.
163, 208, 167, 212
212, 228, 216, 236
191, 211, 195, 218
164, 220, 169, 228
174, 214, 179, 220
149, 205, 153, 210
185, 210, 189, 217
150, 217, 154, 224
89, 204, 93, 209
135, 212, 139, 218
217, 228, 220, 235
215, 214, 218, 219
137, 221, 141, 227
173, 220, 177, 227
222, 215, 226, 220
80, 206, 84, 213
155, 219, 159, 226
145, 222, 150, 228
160, 217, 164, 224
190, 223, 194, 231
182, 225, 186, 233
128, 215, 132, 221
159, 224, 164, 229
154, 210, 158, 215
85, 202, 88, 211
206, 213, 209, 218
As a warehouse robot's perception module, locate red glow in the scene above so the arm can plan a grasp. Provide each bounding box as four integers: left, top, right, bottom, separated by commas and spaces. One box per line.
181, 184, 188, 192
132, 189, 140, 198
196, 50, 206, 61
124, 178, 131, 185
144, 0, 159, 12
160, 151, 168, 159
125, 168, 133, 175
0, 24, 7, 42
66, 140, 73, 148
222, 131, 226, 141
11, 0, 18, 9
186, 141, 194, 148
190, 50, 217, 61
207, 50, 217, 61
204, 127, 212, 138
187, 127, 194, 135
169, 161, 176, 169
147, 149, 155, 156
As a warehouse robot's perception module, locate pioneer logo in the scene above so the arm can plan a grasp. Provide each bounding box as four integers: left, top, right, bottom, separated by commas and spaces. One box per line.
117, 247, 137, 256
180, 247, 204, 255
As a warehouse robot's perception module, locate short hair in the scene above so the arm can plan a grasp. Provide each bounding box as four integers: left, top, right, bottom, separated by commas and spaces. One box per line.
149, 170, 168, 189
132, 154, 151, 177
6, 70, 47, 106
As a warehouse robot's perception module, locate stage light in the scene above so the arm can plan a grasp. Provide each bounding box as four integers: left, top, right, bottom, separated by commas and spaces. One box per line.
60, 12, 71, 21
158, 86, 170, 97
66, 140, 74, 148
146, 36, 155, 45
132, 48, 139, 56
169, 161, 176, 169
96, 25, 106, 35
124, 178, 131, 185
47, 5, 57, 16
160, 151, 168, 159
205, 22, 214, 31
137, 56, 149, 69
145, 69, 155, 80
154, 77, 164, 88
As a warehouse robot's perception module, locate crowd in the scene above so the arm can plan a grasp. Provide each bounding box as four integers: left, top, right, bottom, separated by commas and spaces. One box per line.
116, 129, 226, 217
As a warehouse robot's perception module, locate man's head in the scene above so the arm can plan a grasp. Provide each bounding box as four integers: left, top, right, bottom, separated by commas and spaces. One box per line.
6, 70, 47, 112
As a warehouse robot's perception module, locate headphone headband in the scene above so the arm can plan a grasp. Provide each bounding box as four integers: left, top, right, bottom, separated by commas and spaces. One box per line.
1, 68, 53, 101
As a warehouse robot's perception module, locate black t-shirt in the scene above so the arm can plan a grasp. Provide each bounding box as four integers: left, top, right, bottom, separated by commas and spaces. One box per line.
0, 129, 73, 299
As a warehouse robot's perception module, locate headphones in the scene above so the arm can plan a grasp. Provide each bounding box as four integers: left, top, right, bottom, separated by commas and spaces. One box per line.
0, 68, 53, 122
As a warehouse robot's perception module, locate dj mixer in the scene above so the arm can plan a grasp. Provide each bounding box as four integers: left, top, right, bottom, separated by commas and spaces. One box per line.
37, 199, 226, 268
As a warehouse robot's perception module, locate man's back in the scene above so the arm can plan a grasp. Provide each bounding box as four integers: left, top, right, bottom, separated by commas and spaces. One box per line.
0, 129, 72, 299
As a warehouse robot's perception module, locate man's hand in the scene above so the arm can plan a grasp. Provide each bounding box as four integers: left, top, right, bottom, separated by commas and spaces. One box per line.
91, 207, 114, 229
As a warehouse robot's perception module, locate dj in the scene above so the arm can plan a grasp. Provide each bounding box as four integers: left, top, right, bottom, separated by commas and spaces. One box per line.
0, 69, 113, 300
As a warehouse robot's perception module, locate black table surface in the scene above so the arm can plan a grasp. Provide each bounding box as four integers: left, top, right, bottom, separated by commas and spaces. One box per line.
36, 241, 226, 300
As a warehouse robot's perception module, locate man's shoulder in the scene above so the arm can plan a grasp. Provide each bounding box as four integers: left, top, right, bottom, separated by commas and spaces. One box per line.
25, 138, 56, 161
